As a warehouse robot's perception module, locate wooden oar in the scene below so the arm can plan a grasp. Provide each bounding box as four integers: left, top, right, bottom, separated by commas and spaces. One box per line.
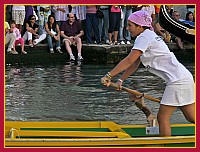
109, 82, 160, 103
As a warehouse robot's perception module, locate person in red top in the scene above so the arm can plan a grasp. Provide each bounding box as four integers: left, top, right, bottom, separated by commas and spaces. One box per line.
60, 13, 84, 61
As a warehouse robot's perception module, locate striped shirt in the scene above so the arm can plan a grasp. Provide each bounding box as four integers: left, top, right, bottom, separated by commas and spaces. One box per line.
52, 6, 69, 22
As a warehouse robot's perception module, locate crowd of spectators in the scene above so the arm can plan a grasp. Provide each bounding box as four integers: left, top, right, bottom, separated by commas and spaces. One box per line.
5, 5, 195, 59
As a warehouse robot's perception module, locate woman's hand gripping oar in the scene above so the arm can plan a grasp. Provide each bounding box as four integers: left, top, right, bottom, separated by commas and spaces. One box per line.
101, 74, 160, 103
109, 82, 160, 103
101, 77, 159, 127
109, 82, 159, 127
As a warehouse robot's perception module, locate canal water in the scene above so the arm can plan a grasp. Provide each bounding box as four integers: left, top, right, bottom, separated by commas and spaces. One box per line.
5, 62, 195, 125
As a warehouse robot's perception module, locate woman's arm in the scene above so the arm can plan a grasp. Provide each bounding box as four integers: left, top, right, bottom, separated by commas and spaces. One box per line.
26, 23, 38, 35
119, 57, 141, 81
25, 23, 31, 31
45, 23, 54, 37
33, 28, 39, 35
109, 49, 142, 77
53, 24, 60, 40
101, 49, 142, 86
56, 24, 60, 36
57, 7, 66, 12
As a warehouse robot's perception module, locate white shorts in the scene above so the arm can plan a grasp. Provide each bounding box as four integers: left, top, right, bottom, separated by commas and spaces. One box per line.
161, 77, 195, 106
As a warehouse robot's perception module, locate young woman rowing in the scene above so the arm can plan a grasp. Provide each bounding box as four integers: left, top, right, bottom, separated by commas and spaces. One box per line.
101, 10, 195, 136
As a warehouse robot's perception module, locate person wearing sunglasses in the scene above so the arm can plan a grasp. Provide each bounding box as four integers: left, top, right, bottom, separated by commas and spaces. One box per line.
23, 15, 46, 47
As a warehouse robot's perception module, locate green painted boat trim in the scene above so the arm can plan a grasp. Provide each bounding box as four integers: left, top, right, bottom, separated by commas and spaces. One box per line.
5, 121, 195, 147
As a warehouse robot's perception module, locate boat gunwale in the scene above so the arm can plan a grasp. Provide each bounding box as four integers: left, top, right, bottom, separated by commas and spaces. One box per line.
5, 135, 195, 147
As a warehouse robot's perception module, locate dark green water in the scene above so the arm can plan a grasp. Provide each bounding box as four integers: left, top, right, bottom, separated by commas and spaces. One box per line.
5, 62, 195, 125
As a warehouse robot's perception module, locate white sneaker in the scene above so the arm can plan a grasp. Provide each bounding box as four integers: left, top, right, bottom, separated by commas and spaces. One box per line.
78, 55, 83, 61
50, 49, 54, 53
126, 41, 131, 44
7, 48, 12, 53
70, 55, 75, 61
33, 40, 39, 46
105, 40, 110, 44
120, 41, 125, 45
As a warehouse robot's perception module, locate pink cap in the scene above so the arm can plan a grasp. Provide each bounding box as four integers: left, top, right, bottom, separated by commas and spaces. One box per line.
128, 10, 152, 28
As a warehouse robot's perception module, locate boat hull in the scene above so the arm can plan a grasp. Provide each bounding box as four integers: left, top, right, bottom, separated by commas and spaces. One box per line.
5, 121, 195, 147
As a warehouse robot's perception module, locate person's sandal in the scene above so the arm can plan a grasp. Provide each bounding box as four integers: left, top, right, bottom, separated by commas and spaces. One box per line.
29, 43, 33, 47
29, 40, 33, 47
114, 41, 118, 45
22, 51, 27, 54
57, 48, 63, 53
109, 41, 113, 45
10, 50, 18, 54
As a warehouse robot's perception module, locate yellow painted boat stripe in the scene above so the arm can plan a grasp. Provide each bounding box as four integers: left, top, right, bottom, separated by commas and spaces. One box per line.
5, 136, 195, 147
11, 130, 130, 138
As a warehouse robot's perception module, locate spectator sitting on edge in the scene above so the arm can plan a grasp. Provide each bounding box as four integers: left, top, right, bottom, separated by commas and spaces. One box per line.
60, 13, 84, 61
10, 20, 27, 54
5, 21, 17, 54
23, 15, 46, 47
45, 15, 62, 53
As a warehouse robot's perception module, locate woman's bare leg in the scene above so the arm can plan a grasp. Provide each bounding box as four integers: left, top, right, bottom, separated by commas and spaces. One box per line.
114, 31, 119, 42
108, 33, 112, 43
157, 104, 177, 136
180, 103, 195, 123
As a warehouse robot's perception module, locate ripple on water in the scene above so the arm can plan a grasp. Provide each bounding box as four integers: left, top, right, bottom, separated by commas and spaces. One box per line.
5, 63, 195, 124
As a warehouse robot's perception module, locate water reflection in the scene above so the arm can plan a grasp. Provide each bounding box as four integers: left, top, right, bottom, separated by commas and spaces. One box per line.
5, 63, 195, 124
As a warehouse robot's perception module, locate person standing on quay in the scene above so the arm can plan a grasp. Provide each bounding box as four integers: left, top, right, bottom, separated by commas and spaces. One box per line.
101, 10, 195, 137
108, 5, 121, 45
12, 5, 25, 34
52, 5, 69, 27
